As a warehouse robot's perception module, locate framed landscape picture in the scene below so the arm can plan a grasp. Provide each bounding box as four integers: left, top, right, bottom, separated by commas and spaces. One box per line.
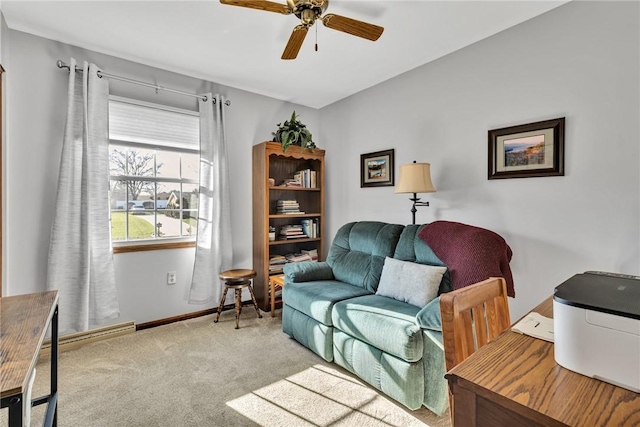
361, 149, 394, 187
488, 117, 565, 180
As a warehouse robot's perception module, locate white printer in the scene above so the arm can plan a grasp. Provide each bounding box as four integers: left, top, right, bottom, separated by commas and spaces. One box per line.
553, 271, 640, 393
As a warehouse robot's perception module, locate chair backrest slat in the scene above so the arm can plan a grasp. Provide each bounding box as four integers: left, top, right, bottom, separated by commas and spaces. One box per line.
440, 277, 511, 372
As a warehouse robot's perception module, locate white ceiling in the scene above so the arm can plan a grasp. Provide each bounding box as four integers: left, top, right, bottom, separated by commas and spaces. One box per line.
2, 1, 568, 108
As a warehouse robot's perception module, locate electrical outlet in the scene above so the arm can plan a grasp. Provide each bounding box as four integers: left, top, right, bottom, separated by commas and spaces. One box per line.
167, 271, 177, 285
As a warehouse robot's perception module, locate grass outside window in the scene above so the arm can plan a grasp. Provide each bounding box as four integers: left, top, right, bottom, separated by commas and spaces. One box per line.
111, 212, 155, 240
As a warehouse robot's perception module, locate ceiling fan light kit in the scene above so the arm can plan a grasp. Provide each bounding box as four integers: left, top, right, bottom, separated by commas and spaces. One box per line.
220, 0, 384, 60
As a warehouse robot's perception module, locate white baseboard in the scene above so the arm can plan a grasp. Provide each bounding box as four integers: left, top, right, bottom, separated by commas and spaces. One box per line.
40, 321, 136, 356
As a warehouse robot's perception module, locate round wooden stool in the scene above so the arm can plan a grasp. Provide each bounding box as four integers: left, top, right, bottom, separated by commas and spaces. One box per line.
214, 269, 263, 329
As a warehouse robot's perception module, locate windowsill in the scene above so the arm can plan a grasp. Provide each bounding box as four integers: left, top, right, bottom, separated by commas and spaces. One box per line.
113, 240, 196, 254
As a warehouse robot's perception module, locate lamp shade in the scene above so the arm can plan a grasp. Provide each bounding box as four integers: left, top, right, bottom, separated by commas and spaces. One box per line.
395, 162, 436, 194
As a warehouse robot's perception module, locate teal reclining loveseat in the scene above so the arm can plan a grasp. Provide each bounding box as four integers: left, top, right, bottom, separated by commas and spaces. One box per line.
282, 221, 452, 414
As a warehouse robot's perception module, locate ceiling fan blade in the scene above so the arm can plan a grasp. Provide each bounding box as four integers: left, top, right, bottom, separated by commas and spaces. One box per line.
219, 0, 291, 15
321, 14, 383, 41
281, 25, 309, 60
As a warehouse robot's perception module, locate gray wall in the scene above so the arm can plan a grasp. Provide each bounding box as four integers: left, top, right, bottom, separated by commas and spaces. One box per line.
2, 1, 638, 324
2, 28, 319, 323
319, 0, 639, 319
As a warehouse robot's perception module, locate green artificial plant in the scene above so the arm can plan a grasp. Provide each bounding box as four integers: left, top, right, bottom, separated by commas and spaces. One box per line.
272, 111, 316, 152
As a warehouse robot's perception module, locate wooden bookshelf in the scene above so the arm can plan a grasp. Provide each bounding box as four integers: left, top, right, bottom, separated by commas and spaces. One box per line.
252, 141, 325, 311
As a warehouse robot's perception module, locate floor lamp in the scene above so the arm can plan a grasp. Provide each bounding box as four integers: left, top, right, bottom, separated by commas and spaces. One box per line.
395, 161, 436, 225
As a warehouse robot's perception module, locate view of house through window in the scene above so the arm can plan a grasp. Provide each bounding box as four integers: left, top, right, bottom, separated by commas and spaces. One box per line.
108, 97, 200, 244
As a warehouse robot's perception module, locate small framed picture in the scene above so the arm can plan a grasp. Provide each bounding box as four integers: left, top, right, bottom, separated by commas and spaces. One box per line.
488, 117, 565, 180
361, 149, 394, 187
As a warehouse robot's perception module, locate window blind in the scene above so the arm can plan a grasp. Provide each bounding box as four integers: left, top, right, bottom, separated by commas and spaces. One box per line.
109, 97, 199, 151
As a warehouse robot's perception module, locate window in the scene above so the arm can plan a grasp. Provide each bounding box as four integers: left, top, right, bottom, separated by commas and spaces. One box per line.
108, 97, 199, 248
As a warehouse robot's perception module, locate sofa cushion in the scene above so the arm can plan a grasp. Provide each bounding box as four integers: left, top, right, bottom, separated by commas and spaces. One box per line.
422, 329, 448, 415
333, 330, 425, 410
284, 261, 334, 283
326, 222, 404, 292
376, 257, 446, 308
332, 294, 423, 362
282, 305, 334, 362
283, 280, 373, 325
394, 224, 452, 294
415, 296, 443, 331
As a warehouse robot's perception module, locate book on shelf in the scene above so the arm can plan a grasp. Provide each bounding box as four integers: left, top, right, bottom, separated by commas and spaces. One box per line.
293, 169, 317, 189
301, 248, 318, 261
276, 199, 302, 214
300, 218, 319, 238
268, 254, 286, 273
269, 254, 287, 263
279, 224, 306, 239
282, 178, 302, 187
267, 250, 317, 275
286, 253, 313, 263
269, 255, 286, 267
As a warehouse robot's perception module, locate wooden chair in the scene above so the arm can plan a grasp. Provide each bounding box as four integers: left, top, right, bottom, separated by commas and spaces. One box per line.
440, 277, 511, 421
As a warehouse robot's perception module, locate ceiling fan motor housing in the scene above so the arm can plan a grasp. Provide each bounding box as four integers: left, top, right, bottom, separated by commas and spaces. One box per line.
287, 0, 328, 24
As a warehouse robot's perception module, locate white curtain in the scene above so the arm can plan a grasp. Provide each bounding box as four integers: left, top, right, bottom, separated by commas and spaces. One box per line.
189, 93, 233, 304
47, 58, 120, 333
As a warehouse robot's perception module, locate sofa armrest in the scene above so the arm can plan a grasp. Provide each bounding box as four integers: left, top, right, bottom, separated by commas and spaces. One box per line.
284, 261, 334, 283
416, 296, 442, 331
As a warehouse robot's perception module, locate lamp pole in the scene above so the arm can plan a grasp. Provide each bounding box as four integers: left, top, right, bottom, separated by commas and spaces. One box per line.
408, 194, 430, 225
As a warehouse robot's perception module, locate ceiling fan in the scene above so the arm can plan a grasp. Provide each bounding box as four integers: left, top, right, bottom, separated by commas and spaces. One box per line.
220, 0, 384, 60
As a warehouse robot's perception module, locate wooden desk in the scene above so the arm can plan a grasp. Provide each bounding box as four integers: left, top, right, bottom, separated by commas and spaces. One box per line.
446, 297, 640, 426
1, 291, 59, 427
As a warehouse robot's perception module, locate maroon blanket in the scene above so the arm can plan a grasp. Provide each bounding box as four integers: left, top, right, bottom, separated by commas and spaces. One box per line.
418, 221, 515, 297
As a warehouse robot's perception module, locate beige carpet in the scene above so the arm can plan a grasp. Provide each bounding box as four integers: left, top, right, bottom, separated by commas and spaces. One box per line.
3, 311, 450, 427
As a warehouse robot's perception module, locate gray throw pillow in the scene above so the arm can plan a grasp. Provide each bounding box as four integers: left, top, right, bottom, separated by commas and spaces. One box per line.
375, 257, 447, 307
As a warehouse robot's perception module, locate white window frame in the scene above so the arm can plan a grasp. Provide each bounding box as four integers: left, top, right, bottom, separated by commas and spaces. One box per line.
108, 96, 200, 251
